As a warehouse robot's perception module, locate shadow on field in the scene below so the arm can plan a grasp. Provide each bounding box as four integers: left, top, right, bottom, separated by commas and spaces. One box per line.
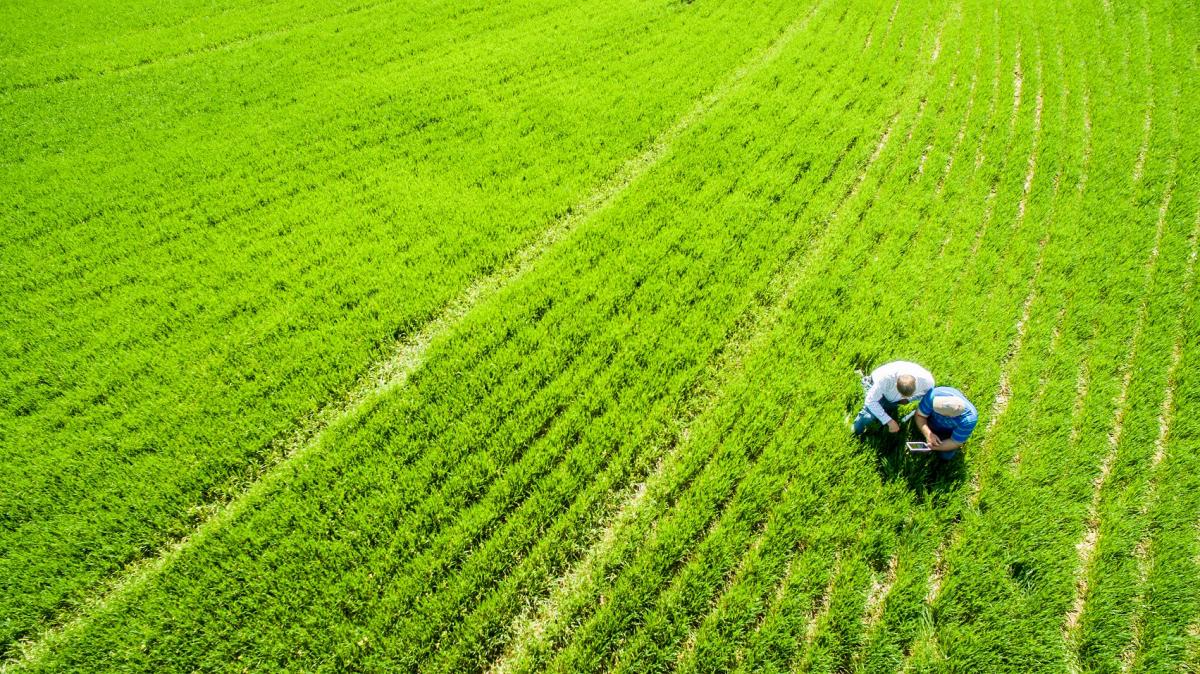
857, 424, 967, 496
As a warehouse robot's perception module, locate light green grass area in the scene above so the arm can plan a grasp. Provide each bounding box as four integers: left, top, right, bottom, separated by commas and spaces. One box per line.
2, 0, 1198, 671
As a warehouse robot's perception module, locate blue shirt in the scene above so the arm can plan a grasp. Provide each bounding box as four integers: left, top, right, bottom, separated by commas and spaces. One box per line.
918, 386, 978, 443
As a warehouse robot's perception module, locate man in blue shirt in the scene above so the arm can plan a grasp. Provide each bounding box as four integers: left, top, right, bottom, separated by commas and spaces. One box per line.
913, 386, 978, 461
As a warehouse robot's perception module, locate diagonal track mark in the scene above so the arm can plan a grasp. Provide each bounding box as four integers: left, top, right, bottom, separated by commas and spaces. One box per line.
904, 63, 1053, 663
792, 552, 845, 671
1062, 175, 1176, 671
487, 105, 900, 674
1118, 196, 1199, 672
1, 0, 404, 94
0, 8, 825, 670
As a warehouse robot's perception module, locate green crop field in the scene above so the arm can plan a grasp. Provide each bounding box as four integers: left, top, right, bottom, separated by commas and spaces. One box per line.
2, 0, 1198, 671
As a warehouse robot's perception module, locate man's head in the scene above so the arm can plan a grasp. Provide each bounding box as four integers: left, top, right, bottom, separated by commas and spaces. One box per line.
933, 395, 967, 417
896, 374, 917, 397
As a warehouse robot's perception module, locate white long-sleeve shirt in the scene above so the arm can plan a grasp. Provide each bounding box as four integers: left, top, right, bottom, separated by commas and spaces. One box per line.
865, 361, 935, 425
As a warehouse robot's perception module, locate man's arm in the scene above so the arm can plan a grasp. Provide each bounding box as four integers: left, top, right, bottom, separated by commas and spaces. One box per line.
914, 413, 942, 448
865, 377, 897, 431
935, 438, 963, 452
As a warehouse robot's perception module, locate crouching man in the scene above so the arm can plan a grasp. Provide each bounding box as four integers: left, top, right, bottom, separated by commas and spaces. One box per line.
852, 360, 935, 435
914, 386, 978, 460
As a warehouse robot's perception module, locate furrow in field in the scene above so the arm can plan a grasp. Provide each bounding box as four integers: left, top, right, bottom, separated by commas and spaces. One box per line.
862, 553, 900, 632
1131, 107, 1154, 185
1010, 42, 1023, 129
1077, 88, 1093, 194
1129, 9, 1154, 185
0, 9, 823, 668
975, 12, 1002, 172
912, 56, 1050, 649
671, 503, 780, 668
1015, 82, 1044, 221
487, 102, 901, 674
936, 64, 979, 195
536, 23, 950, 669
1013, 303, 1068, 468
793, 554, 845, 670
1062, 176, 1175, 666
1117, 198, 1200, 673
883, 0, 901, 42
1066, 68, 1097, 444
913, 68, 958, 181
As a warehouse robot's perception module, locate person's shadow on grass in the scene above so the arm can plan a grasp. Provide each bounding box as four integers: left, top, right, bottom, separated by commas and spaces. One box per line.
858, 423, 967, 496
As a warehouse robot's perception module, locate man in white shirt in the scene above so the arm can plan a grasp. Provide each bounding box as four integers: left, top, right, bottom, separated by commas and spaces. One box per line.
851, 360, 936, 435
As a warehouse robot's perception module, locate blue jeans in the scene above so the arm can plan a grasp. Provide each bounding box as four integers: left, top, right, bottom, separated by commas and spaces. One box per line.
852, 401, 899, 435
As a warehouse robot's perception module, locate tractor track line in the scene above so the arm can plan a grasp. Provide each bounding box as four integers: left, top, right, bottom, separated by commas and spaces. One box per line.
672, 505, 779, 670
883, 0, 902, 42
0, 8, 824, 669
487, 103, 900, 674
620, 25, 961, 658
793, 553, 845, 671
1118, 196, 1200, 673
0, 0, 408, 94
1010, 42, 1025, 130
861, 553, 900, 633
909, 60, 1052, 657
1013, 302, 1068, 469
1015, 76, 1045, 221
1078, 88, 1093, 194
936, 63, 979, 195
1062, 174, 1176, 672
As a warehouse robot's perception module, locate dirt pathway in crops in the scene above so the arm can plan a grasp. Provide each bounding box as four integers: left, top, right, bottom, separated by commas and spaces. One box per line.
1116, 196, 1198, 672
895, 45, 1050, 660
927, 76, 1047, 602
1062, 173, 1175, 667
487, 104, 902, 674
2, 4, 830, 670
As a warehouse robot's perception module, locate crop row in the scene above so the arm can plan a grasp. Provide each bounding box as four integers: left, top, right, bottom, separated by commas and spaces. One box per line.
0, 0, 809, 652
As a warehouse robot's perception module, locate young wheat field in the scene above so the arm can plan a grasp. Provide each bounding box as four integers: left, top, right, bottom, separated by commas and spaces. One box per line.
2, 0, 1199, 671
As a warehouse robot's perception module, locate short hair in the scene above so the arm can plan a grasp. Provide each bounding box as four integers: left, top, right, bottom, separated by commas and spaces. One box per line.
896, 374, 916, 396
